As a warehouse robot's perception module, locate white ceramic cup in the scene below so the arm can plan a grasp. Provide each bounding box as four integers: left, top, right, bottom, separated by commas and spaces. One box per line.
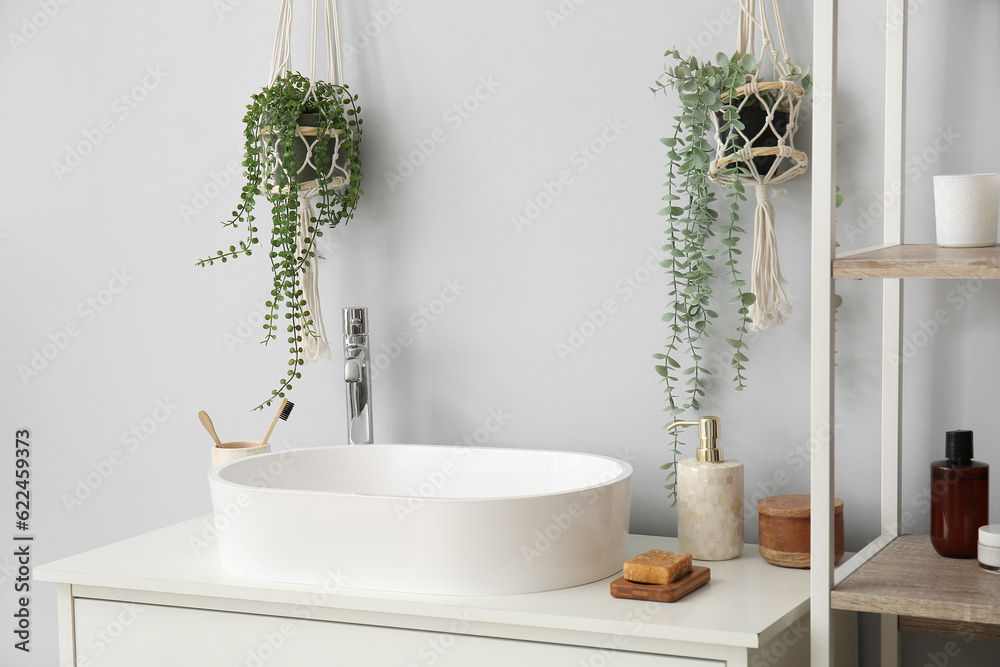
933, 173, 1000, 247
212, 440, 270, 469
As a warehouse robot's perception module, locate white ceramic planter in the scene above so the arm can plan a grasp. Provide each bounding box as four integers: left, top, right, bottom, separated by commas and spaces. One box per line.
933, 173, 1000, 247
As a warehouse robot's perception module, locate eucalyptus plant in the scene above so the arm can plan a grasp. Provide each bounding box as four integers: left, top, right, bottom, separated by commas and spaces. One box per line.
198, 71, 363, 410
650, 51, 761, 500
651, 50, 814, 501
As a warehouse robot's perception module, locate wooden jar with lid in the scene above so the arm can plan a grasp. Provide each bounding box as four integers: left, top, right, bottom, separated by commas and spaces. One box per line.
757, 494, 844, 568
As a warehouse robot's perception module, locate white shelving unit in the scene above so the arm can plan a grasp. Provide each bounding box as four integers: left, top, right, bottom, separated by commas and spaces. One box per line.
810, 2, 1000, 665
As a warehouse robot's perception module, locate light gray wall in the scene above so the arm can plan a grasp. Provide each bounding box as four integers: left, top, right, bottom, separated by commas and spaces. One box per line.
2, 1, 999, 665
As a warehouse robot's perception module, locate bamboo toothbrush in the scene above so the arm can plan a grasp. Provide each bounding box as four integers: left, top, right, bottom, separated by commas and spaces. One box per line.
261, 398, 295, 445
198, 410, 224, 447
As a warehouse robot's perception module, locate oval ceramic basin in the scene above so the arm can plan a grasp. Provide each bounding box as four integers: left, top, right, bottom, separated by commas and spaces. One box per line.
208, 444, 631, 595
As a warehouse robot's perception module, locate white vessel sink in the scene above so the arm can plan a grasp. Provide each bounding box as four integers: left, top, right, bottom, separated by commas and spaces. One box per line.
208, 444, 631, 595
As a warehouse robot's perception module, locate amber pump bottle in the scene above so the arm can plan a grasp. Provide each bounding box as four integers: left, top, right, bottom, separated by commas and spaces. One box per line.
931, 430, 989, 558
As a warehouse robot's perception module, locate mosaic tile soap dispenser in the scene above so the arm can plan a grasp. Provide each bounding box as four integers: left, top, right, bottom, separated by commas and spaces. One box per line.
667, 416, 744, 561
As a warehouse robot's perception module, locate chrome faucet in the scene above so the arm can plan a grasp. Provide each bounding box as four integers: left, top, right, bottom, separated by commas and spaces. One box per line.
343, 307, 373, 444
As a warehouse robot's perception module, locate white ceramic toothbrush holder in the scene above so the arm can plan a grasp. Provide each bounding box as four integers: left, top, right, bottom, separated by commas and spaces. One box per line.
212, 440, 270, 469
933, 173, 1000, 247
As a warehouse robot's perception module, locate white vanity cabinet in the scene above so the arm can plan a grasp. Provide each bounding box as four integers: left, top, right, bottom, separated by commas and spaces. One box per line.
37, 518, 850, 667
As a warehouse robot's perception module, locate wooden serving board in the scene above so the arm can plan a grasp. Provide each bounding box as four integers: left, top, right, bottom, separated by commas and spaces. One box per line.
609, 566, 711, 602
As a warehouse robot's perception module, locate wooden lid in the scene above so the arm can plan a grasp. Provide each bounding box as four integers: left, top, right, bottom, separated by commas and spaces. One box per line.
757, 494, 844, 518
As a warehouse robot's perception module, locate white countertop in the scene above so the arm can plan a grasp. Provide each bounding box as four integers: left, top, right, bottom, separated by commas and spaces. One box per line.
36, 517, 809, 651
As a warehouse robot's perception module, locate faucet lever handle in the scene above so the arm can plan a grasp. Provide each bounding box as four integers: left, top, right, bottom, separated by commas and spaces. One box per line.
343, 307, 368, 337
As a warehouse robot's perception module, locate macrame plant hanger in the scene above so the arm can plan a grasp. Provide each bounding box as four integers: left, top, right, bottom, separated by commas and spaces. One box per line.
264, 0, 349, 362
708, 0, 808, 331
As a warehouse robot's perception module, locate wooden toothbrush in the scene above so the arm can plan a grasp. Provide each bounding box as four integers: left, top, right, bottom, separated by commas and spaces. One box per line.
198, 410, 224, 447
261, 398, 295, 446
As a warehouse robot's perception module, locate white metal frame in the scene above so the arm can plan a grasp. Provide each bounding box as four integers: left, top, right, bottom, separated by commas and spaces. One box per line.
810, 0, 908, 665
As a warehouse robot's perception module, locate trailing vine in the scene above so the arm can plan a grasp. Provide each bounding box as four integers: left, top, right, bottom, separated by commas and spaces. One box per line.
651, 51, 760, 502
198, 71, 363, 410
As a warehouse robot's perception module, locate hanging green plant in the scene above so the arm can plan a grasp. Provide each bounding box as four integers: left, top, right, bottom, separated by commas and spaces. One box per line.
197, 71, 363, 410
651, 51, 759, 409
651, 47, 810, 502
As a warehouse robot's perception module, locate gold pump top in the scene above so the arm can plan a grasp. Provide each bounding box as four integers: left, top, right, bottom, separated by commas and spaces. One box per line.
666, 415, 723, 462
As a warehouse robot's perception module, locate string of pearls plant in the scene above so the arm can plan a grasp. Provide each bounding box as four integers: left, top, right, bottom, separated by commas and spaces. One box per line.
198, 71, 363, 409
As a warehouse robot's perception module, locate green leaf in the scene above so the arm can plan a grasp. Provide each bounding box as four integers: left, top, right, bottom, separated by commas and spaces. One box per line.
658, 206, 685, 217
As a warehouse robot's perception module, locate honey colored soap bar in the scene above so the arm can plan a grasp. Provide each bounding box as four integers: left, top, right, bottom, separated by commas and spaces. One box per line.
623, 550, 692, 585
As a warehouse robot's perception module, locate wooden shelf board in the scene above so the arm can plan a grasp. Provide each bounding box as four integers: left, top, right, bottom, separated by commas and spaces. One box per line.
831, 535, 1000, 626
833, 244, 1000, 279
899, 616, 1000, 642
